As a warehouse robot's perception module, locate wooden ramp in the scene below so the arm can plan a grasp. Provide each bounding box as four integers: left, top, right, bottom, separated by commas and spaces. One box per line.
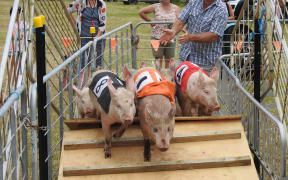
58, 116, 258, 179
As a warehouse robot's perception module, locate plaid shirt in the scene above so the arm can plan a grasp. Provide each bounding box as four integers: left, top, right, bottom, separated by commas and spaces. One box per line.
178, 0, 228, 68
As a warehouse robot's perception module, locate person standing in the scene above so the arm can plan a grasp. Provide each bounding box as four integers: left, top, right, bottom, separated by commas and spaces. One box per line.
160, 0, 228, 73
67, 0, 106, 70
138, 0, 181, 69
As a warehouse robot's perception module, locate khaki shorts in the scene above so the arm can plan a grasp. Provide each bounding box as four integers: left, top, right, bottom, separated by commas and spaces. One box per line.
151, 37, 176, 59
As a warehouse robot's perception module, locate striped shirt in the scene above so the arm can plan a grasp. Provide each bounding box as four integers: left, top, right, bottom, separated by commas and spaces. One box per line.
178, 0, 228, 68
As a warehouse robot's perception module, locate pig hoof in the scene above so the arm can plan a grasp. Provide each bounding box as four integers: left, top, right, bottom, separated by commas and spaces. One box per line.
144, 155, 151, 161
104, 148, 112, 158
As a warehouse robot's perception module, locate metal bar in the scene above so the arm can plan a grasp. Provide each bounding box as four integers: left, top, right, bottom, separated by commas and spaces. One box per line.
46, 84, 52, 180
30, 83, 38, 180
115, 35, 119, 75
11, 109, 17, 180
59, 71, 64, 153
253, 17, 261, 173
126, 29, 129, 66
109, 36, 112, 70
0, 85, 25, 118
68, 63, 74, 119
35, 18, 48, 180
21, 88, 28, 180
121, 32, 124, 69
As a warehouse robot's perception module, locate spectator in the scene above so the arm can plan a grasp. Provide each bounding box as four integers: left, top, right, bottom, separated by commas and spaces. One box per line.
160, 0, 228, 73
223, 0, 235, 20
138, 0, 181, 69
9, 6, 26, 58
67, 0, 106, 71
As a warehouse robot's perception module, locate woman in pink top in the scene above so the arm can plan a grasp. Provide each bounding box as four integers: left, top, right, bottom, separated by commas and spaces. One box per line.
139, 0, 181, 69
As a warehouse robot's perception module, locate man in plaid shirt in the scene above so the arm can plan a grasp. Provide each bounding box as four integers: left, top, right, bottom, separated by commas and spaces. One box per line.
160, 0, 228, 73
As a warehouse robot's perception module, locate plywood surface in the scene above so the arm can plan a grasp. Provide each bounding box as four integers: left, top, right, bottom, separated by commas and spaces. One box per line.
58, 119, 258, 179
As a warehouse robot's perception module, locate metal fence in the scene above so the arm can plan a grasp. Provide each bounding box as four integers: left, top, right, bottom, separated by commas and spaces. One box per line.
29, 22, 134, 179
0, 85, 28, 180
218, 55, 287, 179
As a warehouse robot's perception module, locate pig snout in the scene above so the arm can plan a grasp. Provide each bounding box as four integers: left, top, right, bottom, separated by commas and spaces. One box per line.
159, 147, 168, 152
124, 118, 133, 125
156, 139, 169, 152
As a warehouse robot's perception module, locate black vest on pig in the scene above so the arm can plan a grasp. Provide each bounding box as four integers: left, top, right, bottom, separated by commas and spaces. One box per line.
89, 72, 126, 114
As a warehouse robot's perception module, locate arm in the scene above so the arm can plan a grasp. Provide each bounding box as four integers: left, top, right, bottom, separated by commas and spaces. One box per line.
279, 0, 286, 8
175, 6, 182, 17
228, 4, 235, 20
98, 1, 106, 36
138, 4, 156, 22
179, 31, 218, 43
67, 0, 79, 24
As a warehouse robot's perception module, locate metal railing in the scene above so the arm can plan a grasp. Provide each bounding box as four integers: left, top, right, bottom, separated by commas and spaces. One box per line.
218, 55, 287, 179
0, 85, 28, 180
29, 22, 134, 179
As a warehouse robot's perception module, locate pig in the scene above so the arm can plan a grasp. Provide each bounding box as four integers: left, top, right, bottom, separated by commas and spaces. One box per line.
73, 86, 97, 118
175, 61, 220, 116
124, 66, 176, 161
89, 70, 136, 158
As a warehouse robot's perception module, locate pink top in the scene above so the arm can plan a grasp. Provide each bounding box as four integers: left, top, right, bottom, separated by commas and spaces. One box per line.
152, 3, 177, 39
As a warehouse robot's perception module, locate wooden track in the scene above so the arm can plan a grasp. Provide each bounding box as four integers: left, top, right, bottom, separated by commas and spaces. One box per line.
58, 117, 258, 179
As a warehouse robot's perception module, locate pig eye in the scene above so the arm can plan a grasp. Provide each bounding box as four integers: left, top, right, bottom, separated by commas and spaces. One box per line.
204, 90, 209, 94
130, 103, 133, 107
167, 127, 171, 132
116, 104, 121, 109
152, 127, 158, 133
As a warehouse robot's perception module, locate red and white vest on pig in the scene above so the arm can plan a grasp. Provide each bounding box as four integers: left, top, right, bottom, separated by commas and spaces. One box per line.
175, 61, 209, 92
134, 68, 176, 103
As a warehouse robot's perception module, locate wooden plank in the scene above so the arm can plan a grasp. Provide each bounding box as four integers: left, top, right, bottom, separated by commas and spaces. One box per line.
64, 115, 242, 130
64, 130, 241, 150
63, 156, 251, 177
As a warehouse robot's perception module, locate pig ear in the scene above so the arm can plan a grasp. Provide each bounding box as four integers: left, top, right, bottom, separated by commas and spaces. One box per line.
168, 102, 176, 119
144, 104, 153, 126
107, 78, 117, 96
197, 69, 205, 88
210, 67, 219, 82
73, 85, 82, 97
123, 65, 132, 81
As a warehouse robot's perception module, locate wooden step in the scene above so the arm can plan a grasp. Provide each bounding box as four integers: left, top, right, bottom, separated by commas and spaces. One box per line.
63, 156, 251, 177
64, 115, 243, 130
64, 130, 241, 150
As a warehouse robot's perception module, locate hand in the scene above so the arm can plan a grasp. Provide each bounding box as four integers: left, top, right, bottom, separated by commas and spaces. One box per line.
178, 29, 192, 44
159, 29, 175, 45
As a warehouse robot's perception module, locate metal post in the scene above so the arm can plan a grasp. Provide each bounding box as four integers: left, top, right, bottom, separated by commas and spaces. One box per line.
68, 63, 73, 119
21, 89, 28, 180
34, 15, 48, 180
126, 29, 129, 66
46, 84, 52, 180
11, 109, 17, 180
253, 17, 261, 174
59, 71, 64, 152
121, 32, 124, 69
131, 24, 136, 69
115, 35, 119, 75
109, 36, 112, 70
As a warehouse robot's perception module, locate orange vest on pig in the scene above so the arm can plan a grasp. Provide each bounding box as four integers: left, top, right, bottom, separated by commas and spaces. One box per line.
175, 61, 209, 92
134, 68, 175, 103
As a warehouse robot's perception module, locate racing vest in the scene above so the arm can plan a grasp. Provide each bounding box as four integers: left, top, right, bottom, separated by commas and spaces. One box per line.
89, 71, 126, 114
175, 61, 209, 92
134, 68, 175, 102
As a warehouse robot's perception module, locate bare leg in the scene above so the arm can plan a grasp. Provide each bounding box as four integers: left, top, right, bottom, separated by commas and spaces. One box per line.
165, 58, 173, 69
155, 57, 163, 70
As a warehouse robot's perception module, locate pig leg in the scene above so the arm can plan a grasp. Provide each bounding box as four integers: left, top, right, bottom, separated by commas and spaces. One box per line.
144, 139, 151, 161
190, 102, 199, 116
101, 118, 112, 158
113, 124, 127, 138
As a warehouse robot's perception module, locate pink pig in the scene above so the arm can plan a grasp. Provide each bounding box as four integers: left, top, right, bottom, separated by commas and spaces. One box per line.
175, 61, 220, 116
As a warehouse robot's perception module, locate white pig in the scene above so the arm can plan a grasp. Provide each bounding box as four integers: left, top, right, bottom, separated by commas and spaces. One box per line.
73, 86, 97, 118
89, 70, 136, 158
175, 61, 220, 116
124, 66, 176, 161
